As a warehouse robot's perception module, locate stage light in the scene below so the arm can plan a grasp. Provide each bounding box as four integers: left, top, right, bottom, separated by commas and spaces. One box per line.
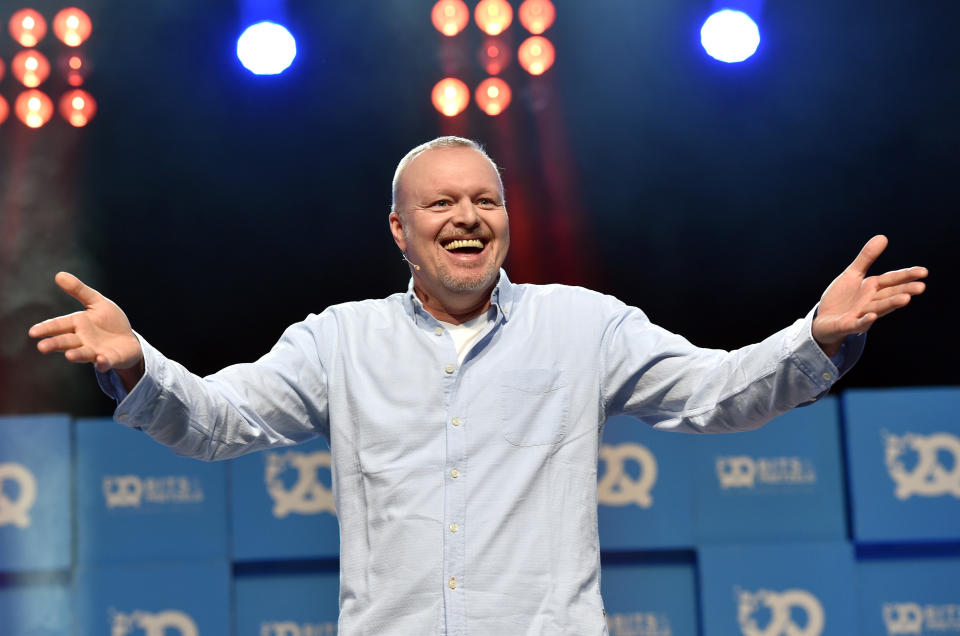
431, 0, 469, 37
11, 50, 50, 88
475, 0, 513, 36
478, 38, 510, 75
700, 10, 760, 63
59, 89, 96, 127
0, 96, 8, 126
52, 8, 91, 47
475, 78, 511, 116
0, 57, 5, 83
518, 36, 555, 75
9, 9, 47, 47
237, 22, 297, 75
64, 54, 85, 86
14, 89, 53, 128
518, 0, 555, 35
431, 77, 469, 117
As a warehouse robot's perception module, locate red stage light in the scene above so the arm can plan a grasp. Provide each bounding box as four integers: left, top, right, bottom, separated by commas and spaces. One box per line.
518, 0, 555, 35
53, 8, 92, 47
431, 78, 469, 117
478, 38, 511, 75
431, 0, 469, 37
0, 57, 5, 83
475, 78, 511, 116
11, 49, 51, 88
518, 36, 555, 75
0, 96, 9, 126
9, 9, 47, 47
15, 89, 53, 128
63, 54, 87, 86
474, 0, 513, 36
59, 89, 96, 127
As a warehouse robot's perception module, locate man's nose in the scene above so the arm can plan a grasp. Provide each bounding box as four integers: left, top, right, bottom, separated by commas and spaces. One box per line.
451, 200, 481, 226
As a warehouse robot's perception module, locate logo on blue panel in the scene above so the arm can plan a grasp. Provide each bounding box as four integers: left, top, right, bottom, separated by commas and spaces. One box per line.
883, 602, 960, 635
606, 612, 672, 636
110, 609, 198, 635
883, 431, 960, 500
736, 588, 824, 636
260, 621, 338, 635
716, 456, 816, 490
0, 462, 37, 528
102, 475, 204, 508
598, 443, 658, 508
265, 450, 336, 518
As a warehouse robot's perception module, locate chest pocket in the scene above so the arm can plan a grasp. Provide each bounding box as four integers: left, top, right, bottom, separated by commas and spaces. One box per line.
499, 368, 569, 447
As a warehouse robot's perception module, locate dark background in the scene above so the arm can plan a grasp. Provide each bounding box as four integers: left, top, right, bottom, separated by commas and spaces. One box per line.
0, 0, 955, 416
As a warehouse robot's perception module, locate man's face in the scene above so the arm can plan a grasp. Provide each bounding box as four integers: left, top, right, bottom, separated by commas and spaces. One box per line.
390, 146, 510, 298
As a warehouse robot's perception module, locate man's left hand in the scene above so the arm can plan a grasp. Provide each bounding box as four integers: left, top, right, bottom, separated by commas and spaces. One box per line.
812, 235, 927, 357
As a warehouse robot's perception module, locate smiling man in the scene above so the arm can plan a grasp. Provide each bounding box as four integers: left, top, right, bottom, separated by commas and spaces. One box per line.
30, 136, 926, 635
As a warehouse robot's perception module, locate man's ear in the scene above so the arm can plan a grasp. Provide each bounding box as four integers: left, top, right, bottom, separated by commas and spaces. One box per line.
389, 211, 407, 251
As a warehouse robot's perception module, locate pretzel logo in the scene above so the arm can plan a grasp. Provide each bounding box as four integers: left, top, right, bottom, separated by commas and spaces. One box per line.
103, 475, 143, 508
717, 456, 756, 489
736, 588, 825, 636
260, 622, 338, 636
265, 450, 336, 518
110, 609, 198, 636
882, 603, 924, 635
0, 462, 37, 528
883, 432, 960, 500
598, 443, 658, 508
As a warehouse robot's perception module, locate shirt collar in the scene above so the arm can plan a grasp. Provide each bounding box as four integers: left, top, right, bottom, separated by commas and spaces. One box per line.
403, 269, 515, 325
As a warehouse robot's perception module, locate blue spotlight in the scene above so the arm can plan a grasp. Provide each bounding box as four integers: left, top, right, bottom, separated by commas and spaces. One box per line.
236, 21, 297, 75
700, 9, 760, 63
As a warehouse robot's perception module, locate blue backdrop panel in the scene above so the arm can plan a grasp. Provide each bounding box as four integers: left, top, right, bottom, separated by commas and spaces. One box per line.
843, 388, 960, 543
0, 415, 71, 572
231, 437, 339, 560
691, 397, 846, 543
75, 562, 230, 635
857, 556, 960, 636
235, 570, 341, 635
599, 416, 695, 550
0, 579, 70, 635
601, 559, 698, 636
75, 417, 228, 564
699, 542, 858, 636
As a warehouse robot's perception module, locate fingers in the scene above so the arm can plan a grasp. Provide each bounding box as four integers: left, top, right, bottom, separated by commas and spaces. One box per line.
872, 280, 926, 301
55, 271, 103, 307
847, 235, 888, 276
863, 293, 913, 319
875, 266, 928, 288
64, 345, 98, 364
36, 333, 82, 354
28, 312, 82, 338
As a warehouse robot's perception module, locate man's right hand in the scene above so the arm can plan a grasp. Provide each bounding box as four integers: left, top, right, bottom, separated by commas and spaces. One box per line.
29, 272, 145, 391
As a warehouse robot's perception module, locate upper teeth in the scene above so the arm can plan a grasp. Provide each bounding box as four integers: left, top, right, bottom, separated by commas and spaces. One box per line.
443, 239, 484, 250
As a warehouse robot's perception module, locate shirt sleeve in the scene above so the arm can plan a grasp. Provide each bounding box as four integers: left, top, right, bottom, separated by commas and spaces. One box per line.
600, 303, 864, 433
95, 314, 333, 461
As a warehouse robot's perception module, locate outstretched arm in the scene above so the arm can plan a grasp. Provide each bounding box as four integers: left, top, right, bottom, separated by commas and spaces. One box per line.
812, 235, 927, 356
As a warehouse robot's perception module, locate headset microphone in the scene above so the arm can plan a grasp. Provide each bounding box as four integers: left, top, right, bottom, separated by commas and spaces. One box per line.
402, 253, 421, 271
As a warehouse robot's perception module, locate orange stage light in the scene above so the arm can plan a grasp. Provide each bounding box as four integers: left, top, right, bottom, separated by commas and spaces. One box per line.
475, 77, 512, 116
9, 9, 47, 47
53, 8, 92, 47
11, 49, 51, 88
0, 57, 5, 83
63, 54, 87, 86
59, 89, 96, 127
518, 36, 555, 75
431, 0, 469, 37
478, 38, 511, 75
474, 0, 513, 36
518, 0, 555, 35
431, 78, 469, 117
15, 89, 53, 128
0, 96, 9, 126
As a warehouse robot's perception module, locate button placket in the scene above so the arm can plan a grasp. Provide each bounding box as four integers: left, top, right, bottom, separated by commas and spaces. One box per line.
443, 385, 468, 634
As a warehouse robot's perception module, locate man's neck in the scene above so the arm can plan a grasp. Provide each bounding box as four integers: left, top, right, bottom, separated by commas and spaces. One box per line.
413, 283, 494, 325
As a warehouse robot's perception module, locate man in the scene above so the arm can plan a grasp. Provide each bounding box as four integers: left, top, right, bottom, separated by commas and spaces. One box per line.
30, 137, 926, 635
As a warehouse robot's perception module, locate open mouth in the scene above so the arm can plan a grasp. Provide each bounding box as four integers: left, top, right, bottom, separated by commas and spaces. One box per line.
441, 238, 486, 255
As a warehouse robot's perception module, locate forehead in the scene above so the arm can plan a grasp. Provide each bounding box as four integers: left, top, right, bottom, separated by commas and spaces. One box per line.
401, 147, 501, 197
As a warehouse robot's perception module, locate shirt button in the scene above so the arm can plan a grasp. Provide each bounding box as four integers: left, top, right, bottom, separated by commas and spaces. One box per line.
450, 468, 460, 479
434, 326, 443, 336
448, 577, 457, 590
444, 364, 455, 374
822, 372, 832, 381
449, 522, 459, 533
451, 417, 461, 427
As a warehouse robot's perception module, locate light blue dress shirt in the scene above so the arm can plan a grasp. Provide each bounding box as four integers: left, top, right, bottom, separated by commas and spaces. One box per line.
99, 271, 862, 636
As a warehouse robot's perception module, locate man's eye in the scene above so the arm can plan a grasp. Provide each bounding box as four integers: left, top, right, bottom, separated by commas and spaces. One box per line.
478, 198, 497, 206
432, 200, 451, 207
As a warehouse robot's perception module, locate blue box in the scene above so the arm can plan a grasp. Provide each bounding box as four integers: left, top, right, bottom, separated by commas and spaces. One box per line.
0, 415, 71, 572
230, 436, 340, 560
601, 559, 698, 636
691, 398, 847, 543
599, 416, 695, 549
844, 388, 960, 543
857, 555, 960, 636
75, 417, 228, 564
0, 578, 71, 635
75, 562, 230, 635
699, 542, 859, 636
235, 570, 341, 635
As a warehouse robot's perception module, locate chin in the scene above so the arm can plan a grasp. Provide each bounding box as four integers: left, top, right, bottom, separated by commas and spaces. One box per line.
438, 264, 499, 294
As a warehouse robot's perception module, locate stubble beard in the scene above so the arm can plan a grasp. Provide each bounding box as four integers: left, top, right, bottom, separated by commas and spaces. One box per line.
437, 257, 500, 294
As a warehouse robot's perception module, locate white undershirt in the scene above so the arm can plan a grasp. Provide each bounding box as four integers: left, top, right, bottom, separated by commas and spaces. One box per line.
438, 309, 494, 365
